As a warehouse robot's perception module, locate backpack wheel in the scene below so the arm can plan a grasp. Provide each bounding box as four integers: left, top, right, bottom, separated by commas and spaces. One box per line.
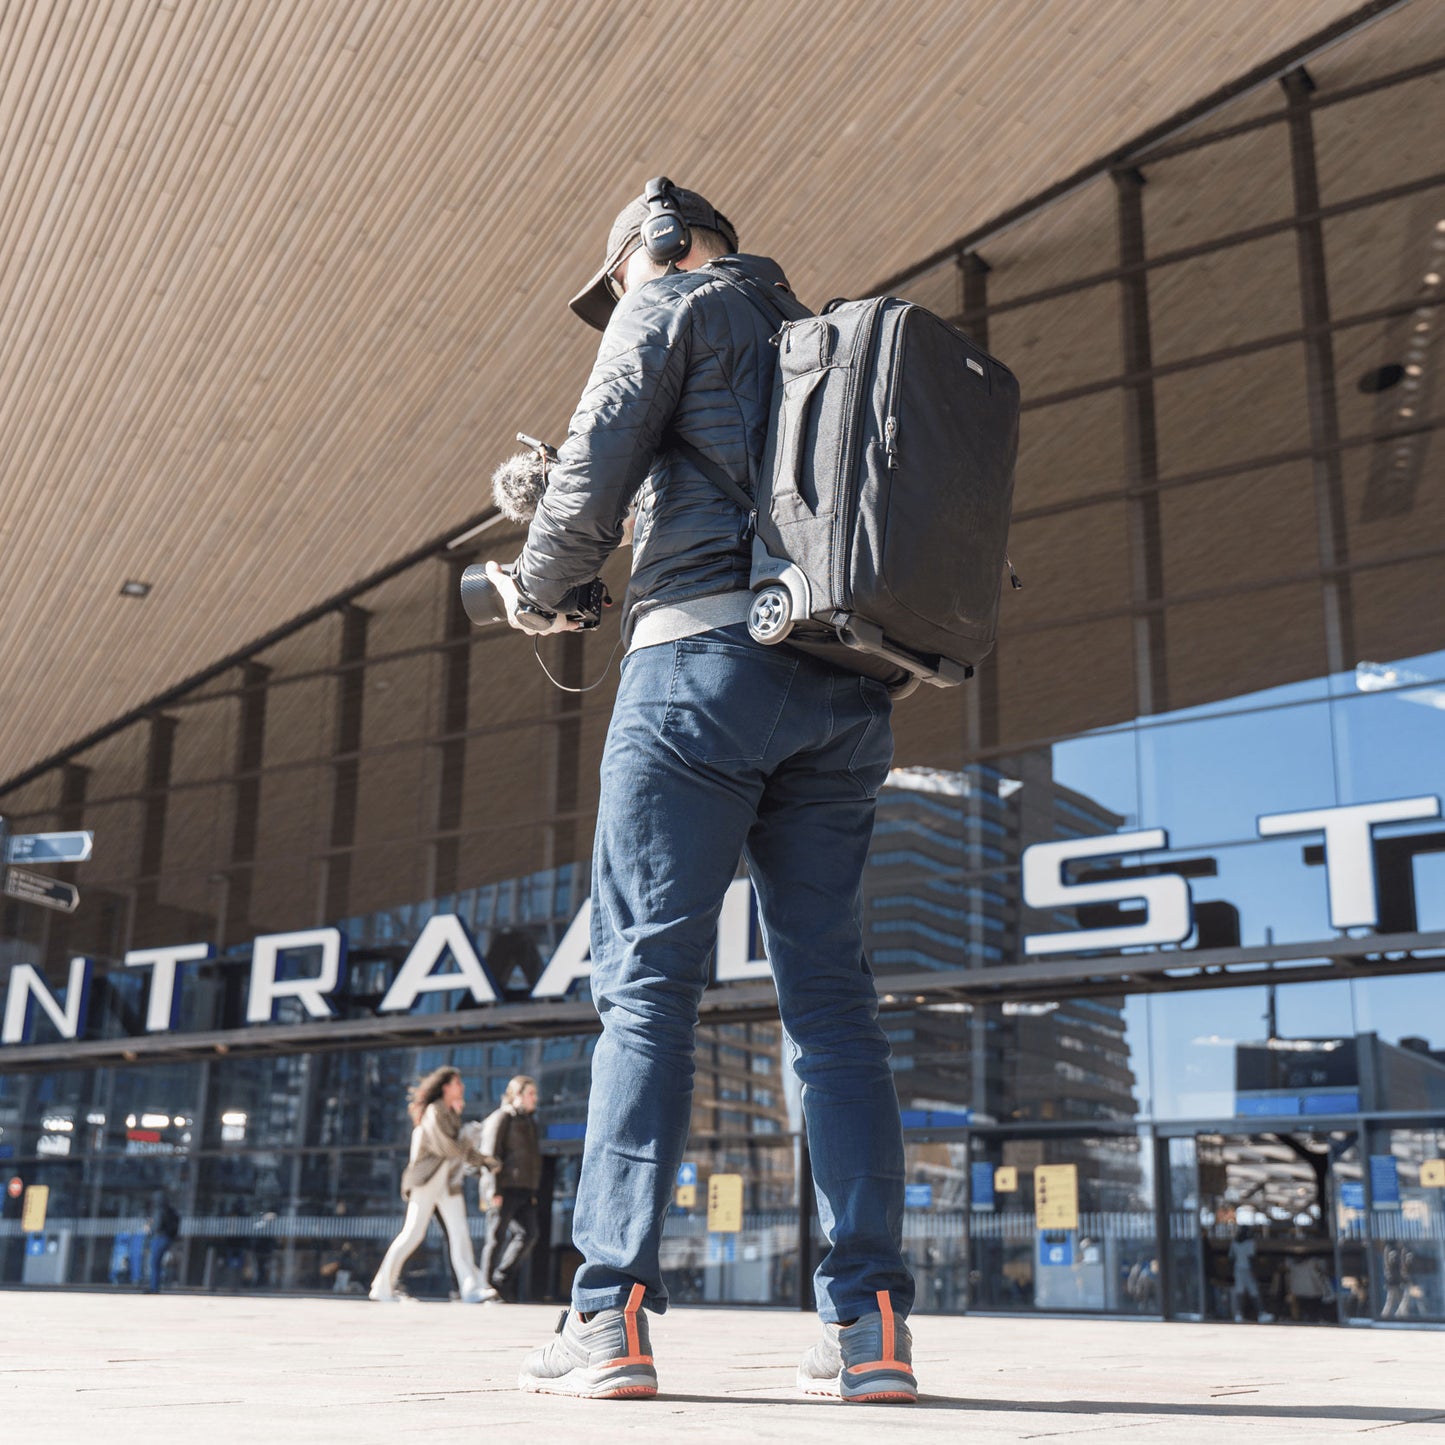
748, 585, 794, 644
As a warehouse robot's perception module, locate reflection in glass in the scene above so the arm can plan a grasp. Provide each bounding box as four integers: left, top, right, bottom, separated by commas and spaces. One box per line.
967, 1131, 1156, 1314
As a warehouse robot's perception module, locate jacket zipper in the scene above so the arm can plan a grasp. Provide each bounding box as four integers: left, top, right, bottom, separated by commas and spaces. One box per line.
832, 297, 889, 605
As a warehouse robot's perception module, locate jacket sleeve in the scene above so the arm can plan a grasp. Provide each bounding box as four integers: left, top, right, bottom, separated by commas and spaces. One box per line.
513, 281, 694, 608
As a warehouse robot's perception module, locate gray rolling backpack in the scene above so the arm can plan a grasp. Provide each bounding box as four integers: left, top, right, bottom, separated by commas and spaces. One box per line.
682, 275, 1020, 696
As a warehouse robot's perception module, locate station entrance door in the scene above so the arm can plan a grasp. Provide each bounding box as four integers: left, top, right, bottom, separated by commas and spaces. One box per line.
1163, 1130, 1360, 1323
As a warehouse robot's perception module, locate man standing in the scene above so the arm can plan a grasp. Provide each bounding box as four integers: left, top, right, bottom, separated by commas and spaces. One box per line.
144, 1188, 179, 1294
478, 1075, 542, 1302
487, 178, 915, 1403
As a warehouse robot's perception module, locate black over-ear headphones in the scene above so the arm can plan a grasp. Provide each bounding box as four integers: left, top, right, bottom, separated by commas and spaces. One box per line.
640, 176, 691, 264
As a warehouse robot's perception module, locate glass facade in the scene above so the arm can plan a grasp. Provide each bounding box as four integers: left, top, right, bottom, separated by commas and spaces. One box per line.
3, 18, 1444, 1323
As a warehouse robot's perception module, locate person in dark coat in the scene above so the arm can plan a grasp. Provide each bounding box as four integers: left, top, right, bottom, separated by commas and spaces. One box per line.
477, 1074, 542, 1301
491, 178, 915, 1402
144, 1188, 179, 1293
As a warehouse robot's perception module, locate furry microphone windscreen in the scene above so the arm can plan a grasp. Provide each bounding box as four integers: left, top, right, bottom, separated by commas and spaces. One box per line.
491, 451, 550, 523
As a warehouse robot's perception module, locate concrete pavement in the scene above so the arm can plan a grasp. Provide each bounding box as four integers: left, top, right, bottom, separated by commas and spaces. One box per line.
2, 1292, 1444, 1443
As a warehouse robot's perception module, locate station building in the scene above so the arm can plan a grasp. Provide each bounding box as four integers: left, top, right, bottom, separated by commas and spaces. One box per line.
1, 1, 1443, 1326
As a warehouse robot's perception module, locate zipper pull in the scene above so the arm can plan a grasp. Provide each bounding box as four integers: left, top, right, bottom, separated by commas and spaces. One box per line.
884, 415, 899, 469
1006, 554, 1022, 590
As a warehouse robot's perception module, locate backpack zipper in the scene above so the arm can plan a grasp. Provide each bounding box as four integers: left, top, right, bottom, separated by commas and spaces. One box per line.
880, 309, 909, 471
832, 298, 889, 604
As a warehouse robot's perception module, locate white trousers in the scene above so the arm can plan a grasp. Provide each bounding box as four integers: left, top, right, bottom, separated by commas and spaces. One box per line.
372, 1168, 480, 1297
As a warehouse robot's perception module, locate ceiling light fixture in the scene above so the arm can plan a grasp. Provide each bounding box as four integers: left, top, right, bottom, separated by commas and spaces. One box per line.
119, 580, 152, 599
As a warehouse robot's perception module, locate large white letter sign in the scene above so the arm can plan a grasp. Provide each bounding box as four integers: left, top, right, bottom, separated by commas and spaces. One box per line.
1258, 796, 1441, 929
2, 958, 94, 1044
531, 898, 593, 999
1023, 829, 1192, 956
246, 928, 344, 1023
379, 914, 500, 1012
124, 943, 214, 1032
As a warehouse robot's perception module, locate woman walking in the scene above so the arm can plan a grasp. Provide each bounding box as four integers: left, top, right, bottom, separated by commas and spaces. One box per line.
370, 1066, 498, 1303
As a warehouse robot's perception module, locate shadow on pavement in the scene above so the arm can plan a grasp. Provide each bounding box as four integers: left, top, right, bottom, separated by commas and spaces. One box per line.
657, 1394, 1445, 1423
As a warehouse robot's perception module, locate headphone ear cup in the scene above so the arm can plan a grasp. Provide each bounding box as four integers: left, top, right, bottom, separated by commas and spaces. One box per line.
640, 182, 691, 264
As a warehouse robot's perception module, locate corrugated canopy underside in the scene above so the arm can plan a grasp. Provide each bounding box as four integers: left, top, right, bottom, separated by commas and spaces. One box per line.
0, 0, 1391, 779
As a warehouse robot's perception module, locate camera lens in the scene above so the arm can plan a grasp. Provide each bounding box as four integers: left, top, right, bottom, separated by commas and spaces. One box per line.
459, 565, 510, 626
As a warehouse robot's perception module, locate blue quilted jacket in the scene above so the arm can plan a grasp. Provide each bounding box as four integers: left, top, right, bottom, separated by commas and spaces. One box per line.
514, 254, 809, 643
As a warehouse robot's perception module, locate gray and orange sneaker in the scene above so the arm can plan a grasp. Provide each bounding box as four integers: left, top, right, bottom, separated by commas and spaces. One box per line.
797, 1290, 917, 1402
518, 1282, 658, 1399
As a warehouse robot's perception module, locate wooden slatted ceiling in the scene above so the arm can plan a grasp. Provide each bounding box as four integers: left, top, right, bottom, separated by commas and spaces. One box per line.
0, 0, 1392, 781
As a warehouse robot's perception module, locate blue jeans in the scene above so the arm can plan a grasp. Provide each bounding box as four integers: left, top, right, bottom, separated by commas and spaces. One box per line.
147, 1233, 173, 1292
571, 624, 913, 1323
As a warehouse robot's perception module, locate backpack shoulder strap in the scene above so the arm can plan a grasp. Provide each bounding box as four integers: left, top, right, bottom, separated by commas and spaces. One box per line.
671, 435, 756, 522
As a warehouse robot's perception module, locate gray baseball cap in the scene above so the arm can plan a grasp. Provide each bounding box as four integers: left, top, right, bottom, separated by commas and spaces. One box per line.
569, 181, 738, 331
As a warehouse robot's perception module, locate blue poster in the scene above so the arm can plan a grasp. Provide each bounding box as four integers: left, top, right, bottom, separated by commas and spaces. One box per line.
971, 1162, 995, 1210
1369, 1155, 1401, 1209
1340, 1181, 1365, 1211
904, 1183, 933, 1209
1039, 1234, 1074, 1267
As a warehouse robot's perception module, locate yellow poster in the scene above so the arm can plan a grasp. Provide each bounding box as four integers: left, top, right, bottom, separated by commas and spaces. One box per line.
1421, 1159, 1445, 1189
707, 1173, 744, 1232
675, 1184, 697, 1209
1034, 1164, 1079, 1230
995, 1166, 1018, 1193
21, 1184, 49, 1234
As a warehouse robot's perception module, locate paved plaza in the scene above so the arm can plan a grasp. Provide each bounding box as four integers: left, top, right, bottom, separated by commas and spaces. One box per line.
2, 1292, 1444, 1443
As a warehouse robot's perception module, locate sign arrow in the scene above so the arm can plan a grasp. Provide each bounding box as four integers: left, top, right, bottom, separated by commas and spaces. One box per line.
4, 868, 80, 913
5, 831, 93, 864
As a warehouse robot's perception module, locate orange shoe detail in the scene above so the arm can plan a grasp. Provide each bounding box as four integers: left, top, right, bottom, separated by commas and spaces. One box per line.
623, 1282, 646, 1362
876, 1290, 894, 1361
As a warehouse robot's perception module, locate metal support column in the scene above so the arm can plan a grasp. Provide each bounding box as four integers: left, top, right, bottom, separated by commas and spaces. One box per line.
42, 763, 89, 970
321, 606, 369, 926
430, 561, 472, 902
957, 252, 1002, 1122
132, 714, 178, 949
1283, 67, 1356, 676
957, 252, 1002, 759
223, 662, 270, 951
1114, 168, 1170, 717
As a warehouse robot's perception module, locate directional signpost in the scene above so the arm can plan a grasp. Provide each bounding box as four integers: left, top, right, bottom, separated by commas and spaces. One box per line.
4, 868, 80, 913
5, 831, 93, 864
0, 819, 93, 915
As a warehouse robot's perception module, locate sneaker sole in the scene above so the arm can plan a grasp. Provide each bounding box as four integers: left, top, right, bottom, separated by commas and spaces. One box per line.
797, 1368, 917, 1403
518, 1367, 658, 1400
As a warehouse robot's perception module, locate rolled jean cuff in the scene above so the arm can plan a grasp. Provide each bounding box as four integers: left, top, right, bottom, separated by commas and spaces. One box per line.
572, 1282, 664, 1316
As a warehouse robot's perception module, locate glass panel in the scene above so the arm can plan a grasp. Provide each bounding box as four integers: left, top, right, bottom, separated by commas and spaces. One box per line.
1329, 682, 1445, 922
1137, 699, 1336, 850
1352, 974, 1445, 1112
1365, 1124, 1445, 1322
1011, 391, 1126, 514
990, 285, 1122, 400
1144, 122, 1291, 253
1149, 233, 1302, 367
1164, 1136, 1203, 1318
1324, 191, 1443, 319
659, 1137, 800, 1307
1150, 982, 1356, 1122
967, 1130, 1156, 1314
1154, 346, 1310, 482
1160, 463, 1322, 598
1161, 581, 1329, 715
1346, 561, 1445, 698
1193, 1130, 1353, 1324
995, 617, 1136, 746
1004, 503, 1131, 632
1316, 72, 1445, 206
903, 1135, 969, 1313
